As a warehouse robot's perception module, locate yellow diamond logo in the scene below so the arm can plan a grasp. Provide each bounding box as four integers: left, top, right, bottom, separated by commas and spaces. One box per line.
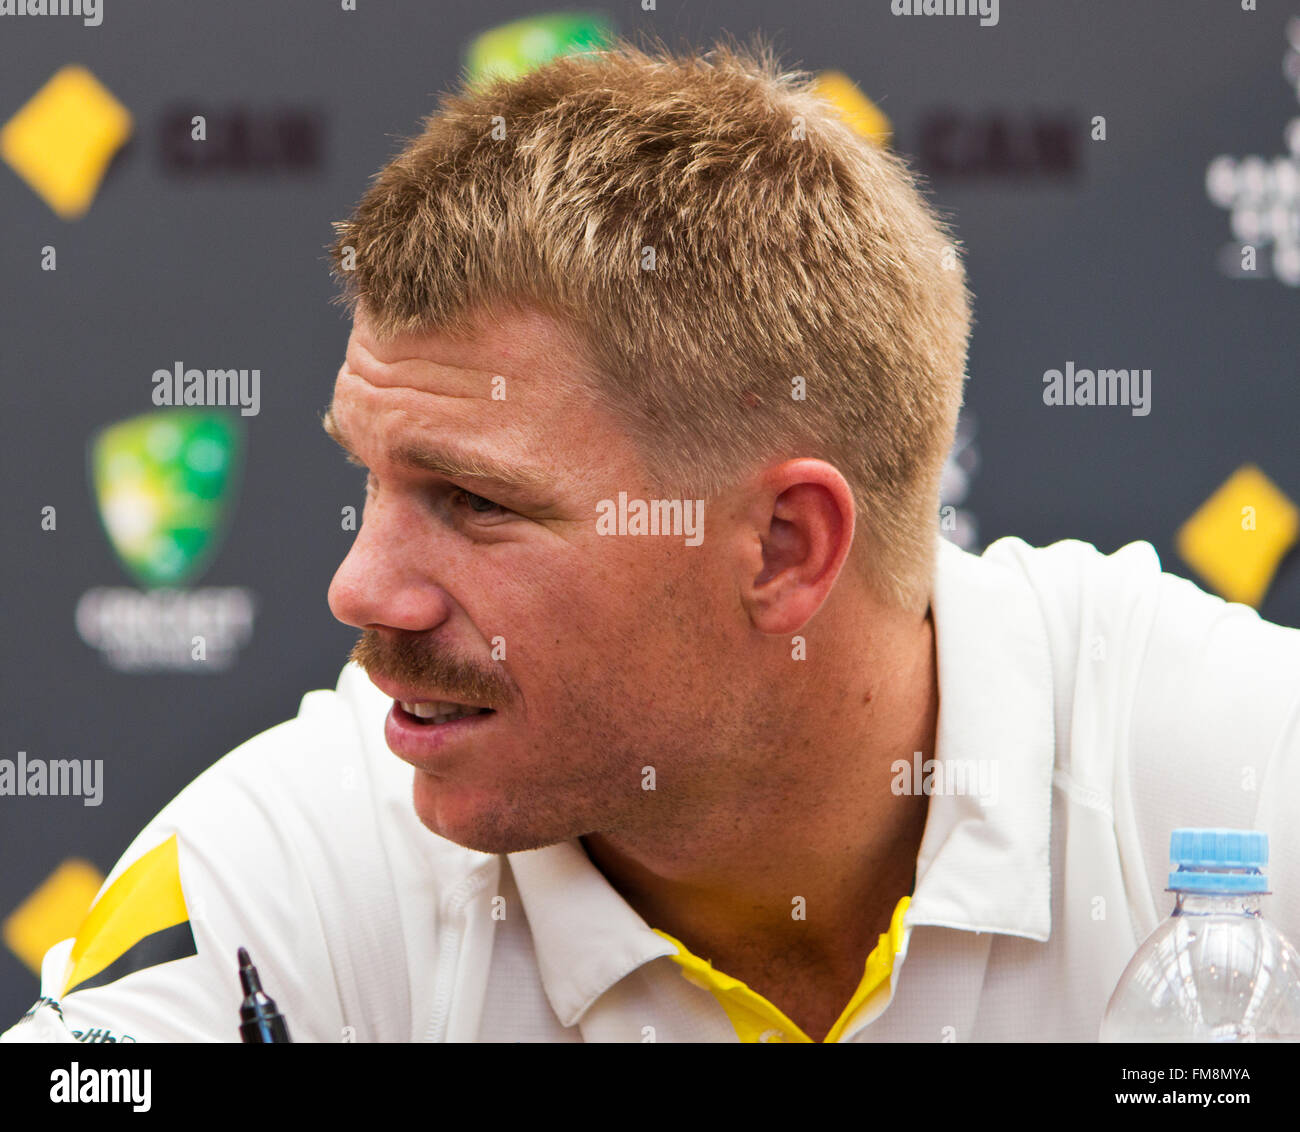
1176, 464, 1299, 607
3, 858, 104, 974
814, 71, 891, 145
1, 65, 132, 219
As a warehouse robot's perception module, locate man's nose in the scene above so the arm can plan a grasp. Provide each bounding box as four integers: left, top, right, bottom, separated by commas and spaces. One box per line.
327, 499, 451, 633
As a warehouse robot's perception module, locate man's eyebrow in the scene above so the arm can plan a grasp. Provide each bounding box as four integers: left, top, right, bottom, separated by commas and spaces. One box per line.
321, 404, 549, 489
322, 406, 365, 467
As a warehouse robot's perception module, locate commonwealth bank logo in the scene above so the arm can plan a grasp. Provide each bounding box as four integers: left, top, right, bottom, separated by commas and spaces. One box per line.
1, 65, 131, 220
77, 409, 256, 672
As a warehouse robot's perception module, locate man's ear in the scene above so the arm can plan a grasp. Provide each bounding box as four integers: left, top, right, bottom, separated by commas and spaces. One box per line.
739, 459, 856, 635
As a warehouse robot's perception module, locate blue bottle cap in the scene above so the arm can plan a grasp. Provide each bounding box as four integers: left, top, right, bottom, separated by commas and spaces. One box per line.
1168, 828, 1268, 893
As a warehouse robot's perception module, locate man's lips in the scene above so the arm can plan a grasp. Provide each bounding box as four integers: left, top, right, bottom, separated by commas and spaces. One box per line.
384, 699, 497, 768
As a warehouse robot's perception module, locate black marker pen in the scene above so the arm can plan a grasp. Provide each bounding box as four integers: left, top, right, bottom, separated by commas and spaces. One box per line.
237, 947, 292, 1043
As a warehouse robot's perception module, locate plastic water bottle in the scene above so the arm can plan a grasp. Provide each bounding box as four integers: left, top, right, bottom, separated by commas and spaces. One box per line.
1100, 828, 1300, 1041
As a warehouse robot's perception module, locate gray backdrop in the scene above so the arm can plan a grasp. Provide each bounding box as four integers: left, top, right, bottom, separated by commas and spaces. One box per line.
2, 0, 1297, 1022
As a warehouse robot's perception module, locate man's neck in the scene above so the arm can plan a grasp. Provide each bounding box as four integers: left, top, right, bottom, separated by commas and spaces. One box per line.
580, 605, 940, 1037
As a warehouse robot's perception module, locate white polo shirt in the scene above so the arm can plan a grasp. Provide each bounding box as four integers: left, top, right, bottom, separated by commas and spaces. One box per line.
6, 534, 1300, 1043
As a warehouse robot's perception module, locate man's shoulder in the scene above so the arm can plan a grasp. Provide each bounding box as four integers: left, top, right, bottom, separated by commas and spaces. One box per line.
951, 535, 1300, 943
936, 533, 1171, 707
964, 531, 1300, 673
958, 533, 1163, 615
955, 531, 1300, 751
0, 663, 496, 1043
156, 661, 489, 883
944, 532, 1300, 675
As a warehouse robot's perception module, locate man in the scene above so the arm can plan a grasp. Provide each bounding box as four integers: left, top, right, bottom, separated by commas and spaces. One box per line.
5, 39, 1299, 1044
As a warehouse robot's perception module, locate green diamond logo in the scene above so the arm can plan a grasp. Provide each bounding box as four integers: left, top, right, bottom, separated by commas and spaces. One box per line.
465, 12, 615, 85
89, 409, 242, 588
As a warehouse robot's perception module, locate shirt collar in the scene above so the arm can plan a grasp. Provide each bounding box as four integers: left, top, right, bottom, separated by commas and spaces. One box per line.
506, 840, 675, 1027
508, 534, 1057, 1025
906, 535, 1055, 941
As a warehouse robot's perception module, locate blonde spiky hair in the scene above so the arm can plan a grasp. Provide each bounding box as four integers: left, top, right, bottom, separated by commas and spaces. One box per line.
331, 36, 971, 614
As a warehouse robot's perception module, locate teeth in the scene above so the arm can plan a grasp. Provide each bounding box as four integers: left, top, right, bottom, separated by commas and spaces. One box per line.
402, 701, 445, 718
400, 700, 487, 722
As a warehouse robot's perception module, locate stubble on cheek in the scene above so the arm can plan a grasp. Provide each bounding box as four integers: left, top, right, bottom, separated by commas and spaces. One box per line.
418, 552, 737, 852
405, 676, 656, 853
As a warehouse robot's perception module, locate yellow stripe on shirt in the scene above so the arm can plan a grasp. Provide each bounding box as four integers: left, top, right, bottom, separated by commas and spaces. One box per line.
60, 834, 191, 996
653, 894, 911, 1043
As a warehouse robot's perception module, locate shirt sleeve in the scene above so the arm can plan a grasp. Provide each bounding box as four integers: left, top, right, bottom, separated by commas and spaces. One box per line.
1, 683, 393, 1044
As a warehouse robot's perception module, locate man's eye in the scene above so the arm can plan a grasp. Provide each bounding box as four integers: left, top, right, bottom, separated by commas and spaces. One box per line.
452, 489, 506, 517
